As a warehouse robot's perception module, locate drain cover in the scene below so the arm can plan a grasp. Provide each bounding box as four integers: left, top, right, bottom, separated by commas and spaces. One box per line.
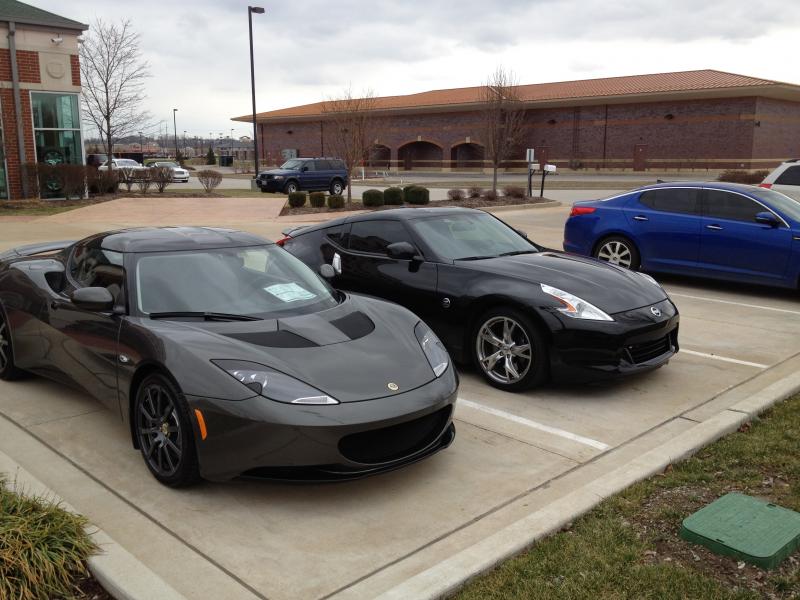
680, 492, 800, 570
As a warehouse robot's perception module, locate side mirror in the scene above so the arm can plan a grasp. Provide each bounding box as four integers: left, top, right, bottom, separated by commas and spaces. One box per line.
515, 229, 528, 239
386, 241, 419, 260
755, 211, 779, 227
301, 166, 309, 172
71, 287, 114, 312
319, 264, 335, 279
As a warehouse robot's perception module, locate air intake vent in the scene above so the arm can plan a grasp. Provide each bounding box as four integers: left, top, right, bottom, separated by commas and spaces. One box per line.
224, 330, 317, 348
329, 311, 375, 340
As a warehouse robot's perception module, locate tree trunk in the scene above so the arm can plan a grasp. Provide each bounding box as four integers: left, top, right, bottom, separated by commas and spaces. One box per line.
346, 181, 352, 206
492, 164, 498, 195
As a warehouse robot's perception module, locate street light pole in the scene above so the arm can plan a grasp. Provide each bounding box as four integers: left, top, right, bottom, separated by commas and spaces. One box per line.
138, 131, 143, 155
172, 108, 179, 161
183, 130, 187, 157
248, 6, 264, 179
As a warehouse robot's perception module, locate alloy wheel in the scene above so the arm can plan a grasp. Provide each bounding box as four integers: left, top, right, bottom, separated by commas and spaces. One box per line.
0, 314, 8, 372
137, 383, 183, 477
597, 240, 633, 268
475, 316, 532, 385
332, 181, 343, 194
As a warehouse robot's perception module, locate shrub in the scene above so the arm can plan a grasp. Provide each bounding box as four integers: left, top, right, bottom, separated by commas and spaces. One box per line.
197, 169, 223, 194
717, 169, 770, 184
484, 189, 499, 201
327, 194, 345, 209
60, 164, 87, 200
309, 191, 326, 208
136, 168, 153, 194
288, 191, 307, 208
447, 188, 465, 201
405, 186, 430, 205
117, 167, 137, 192
384, 187, 404, 205
362, 189, 385, 207
502, 185, 526, 199
151, 166, 172, 193
205, 147, 216, 165
402, 184, 417, 200
467, 186, 483, 198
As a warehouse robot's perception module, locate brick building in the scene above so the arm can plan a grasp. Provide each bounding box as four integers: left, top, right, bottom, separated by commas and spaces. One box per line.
234, 70, 800, 172
0, 1, 86, 199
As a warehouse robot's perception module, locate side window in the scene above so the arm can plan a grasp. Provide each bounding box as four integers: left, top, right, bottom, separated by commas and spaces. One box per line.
326, 224, 349, 247
69, 244, 125, 299
775, 166, 800, 186
301, 161, 314, 172
704, 190, 763, 223
638, 188, 699, 214
315, 160, 332, 170
332, 160, 345, 170
348, 220, 412, 255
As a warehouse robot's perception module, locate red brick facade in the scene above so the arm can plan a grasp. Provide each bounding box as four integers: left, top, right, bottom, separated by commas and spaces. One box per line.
70, 54, 80, 86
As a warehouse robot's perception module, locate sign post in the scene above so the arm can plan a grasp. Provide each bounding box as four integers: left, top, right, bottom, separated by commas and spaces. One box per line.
540, 164, 556, 197
526, 148, 535, 197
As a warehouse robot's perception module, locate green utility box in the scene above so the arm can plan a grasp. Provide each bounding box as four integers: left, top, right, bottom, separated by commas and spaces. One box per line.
680, 492, 800, 570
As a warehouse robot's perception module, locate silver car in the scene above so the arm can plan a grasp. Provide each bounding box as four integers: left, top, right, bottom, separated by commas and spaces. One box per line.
151, 161, 190, 183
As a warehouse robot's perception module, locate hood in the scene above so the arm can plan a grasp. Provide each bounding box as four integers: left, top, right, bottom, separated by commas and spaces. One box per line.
146, 295, 437, 403
466, 251, 667, 314
260, 168, 297, 177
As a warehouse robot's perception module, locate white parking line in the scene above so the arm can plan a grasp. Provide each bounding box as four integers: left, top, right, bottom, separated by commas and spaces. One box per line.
681, 349, 769, 369
458, 398, 611, 451
669, 292, 800, 316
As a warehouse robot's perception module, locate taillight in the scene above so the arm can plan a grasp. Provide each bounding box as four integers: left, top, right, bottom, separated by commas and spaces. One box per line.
570, 206, 596, 217
276, 236, 291, 247
759, 183, 772, 189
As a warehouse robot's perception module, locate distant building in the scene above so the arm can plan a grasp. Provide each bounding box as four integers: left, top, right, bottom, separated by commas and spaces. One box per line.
234, 70, 800, 171
0, 0, 87, 199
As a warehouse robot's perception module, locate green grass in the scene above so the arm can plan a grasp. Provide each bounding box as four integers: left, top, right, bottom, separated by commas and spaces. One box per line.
456, 395, 800, 599
0, 478, 98, 600
0, 199, 106, 216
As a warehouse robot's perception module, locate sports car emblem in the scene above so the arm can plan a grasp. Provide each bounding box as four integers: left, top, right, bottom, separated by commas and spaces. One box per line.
387, 382, 399, 391
650, 306, 662, 317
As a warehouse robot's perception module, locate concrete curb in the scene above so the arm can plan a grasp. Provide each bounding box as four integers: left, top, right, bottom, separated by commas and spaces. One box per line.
375, 370, 800, 600
482, 200, 561, 213
0, 450, 186, 600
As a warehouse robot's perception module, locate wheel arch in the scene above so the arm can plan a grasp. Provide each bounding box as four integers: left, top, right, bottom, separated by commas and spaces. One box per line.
128, 361, 182, 449
591, 231, 641, 258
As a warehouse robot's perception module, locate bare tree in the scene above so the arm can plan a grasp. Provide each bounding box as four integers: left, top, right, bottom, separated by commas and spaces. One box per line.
80, 19, 151, 172
322, 88, 380, 206
481, 67, 528, 195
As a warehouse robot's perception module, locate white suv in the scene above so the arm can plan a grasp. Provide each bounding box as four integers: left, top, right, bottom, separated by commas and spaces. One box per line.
760, 159, 800, 199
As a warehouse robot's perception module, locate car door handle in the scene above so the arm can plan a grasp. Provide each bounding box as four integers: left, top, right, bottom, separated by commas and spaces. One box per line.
633, 215, 649, 221
706, 224, 723, 231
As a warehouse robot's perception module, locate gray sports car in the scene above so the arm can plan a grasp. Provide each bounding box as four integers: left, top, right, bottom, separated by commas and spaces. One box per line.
0, 227, 457, 486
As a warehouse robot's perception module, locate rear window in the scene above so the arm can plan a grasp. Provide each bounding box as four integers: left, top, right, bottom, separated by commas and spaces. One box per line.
330, 160, 345, 170
325, 224, 349, 246
315, 160, 332, 170
775, 166, 800, 186
638, 188, 699, 214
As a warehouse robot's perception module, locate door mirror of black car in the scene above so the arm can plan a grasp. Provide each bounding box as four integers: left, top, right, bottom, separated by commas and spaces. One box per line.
755, 211, 779, 227
319, 263, 335, 279
386, 241, 419, 260
71, 287, 115, 312
515, 229, 528, 239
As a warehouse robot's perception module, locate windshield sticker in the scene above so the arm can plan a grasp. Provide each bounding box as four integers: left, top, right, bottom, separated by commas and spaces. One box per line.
264, 283, 316, 303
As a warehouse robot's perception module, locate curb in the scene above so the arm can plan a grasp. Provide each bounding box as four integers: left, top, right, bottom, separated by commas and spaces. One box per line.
482, 200, 561, 213
0, 450, 186, 600
375, 369, 800, 600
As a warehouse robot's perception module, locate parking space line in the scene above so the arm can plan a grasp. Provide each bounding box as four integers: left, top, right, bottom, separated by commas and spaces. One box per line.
681, 349, 769, 369
458, 398, 611, 451
670, 292, 800, 316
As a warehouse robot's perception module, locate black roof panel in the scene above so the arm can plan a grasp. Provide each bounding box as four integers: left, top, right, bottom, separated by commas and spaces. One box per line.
99, 227, 270, 253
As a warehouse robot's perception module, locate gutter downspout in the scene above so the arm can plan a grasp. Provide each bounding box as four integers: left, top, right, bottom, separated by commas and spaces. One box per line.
8, 21, 29, 198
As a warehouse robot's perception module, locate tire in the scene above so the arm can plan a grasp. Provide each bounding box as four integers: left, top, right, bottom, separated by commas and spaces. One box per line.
0, 306, 25, 381
330, 179, 344, 195
593, 235, 641, 270
260, 186, 269, 193
134, 372, 200, 487
283, 181, 299, 194
472, 306, 548, 392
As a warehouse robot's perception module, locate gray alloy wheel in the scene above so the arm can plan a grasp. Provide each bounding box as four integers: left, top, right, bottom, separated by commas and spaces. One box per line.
135, 374, 200, 486
330, 179, 344, 195
284, 181, 299, 194
594, 236, 640, 270
475, 315, 533, 386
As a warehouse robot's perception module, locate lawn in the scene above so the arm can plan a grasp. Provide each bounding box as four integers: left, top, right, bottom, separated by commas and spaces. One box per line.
0, 199, 110, 216
456, 394, 800, 599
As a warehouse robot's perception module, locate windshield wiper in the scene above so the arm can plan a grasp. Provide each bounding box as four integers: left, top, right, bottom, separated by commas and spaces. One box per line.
455, 255, 496, 261
498, 249, 539, 257
149, 311, 262, 321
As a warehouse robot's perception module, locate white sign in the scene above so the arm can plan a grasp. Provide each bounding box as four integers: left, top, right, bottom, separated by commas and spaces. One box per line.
544, 164, 557, 173
526, 148, 535, 164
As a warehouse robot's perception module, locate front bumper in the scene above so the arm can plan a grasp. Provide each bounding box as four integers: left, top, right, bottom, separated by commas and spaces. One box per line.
186, 369, 458, 481
549, 298, 679, 382
257, 178, 285, 192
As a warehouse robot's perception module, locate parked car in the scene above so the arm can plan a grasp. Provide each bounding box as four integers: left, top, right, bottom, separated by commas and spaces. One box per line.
150, 161, 190, 183
256, 158, 348, 195
98, 158, 147, 172
564, 182, 800, 289
280, 207, 679, 392
760, 159, 800, 199
0, 227, 457, 486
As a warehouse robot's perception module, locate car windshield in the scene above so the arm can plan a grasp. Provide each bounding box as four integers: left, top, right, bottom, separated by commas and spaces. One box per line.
280, 159, 304, 170
156, 162, 178, 168
753, 188, 800, 222
134, 245, 338, 317
410, 212, 538, 261
115, 159, 139, 167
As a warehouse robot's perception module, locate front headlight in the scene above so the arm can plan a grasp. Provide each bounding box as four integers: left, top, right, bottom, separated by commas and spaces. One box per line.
273, 175, 284, 180
212, 359, 338, 404
540, 283, 614, 321
415, 322, 449, 377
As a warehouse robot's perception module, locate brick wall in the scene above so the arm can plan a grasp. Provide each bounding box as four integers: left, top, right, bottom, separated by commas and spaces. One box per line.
70, 54, 80, 86
1, 88, 36, 198
751, 98, 800, 160
0, 49, 41, 83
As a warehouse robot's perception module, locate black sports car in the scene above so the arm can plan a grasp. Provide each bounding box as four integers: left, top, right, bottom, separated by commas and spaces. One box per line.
280, 207, 680, 392
0, 227, 457, 486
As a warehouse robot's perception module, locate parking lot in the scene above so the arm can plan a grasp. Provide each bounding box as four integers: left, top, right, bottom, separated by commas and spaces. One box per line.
1, 201, 799, 599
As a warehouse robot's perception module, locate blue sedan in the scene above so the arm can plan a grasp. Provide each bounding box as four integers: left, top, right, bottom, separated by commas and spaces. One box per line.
563, 182, 800, 288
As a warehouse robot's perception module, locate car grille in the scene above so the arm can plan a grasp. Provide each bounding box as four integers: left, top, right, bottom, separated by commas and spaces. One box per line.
339, 406, 452, 465
626, 335, 672, 364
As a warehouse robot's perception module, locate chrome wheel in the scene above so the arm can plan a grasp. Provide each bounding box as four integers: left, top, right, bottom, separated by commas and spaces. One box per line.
137, 383, 183, 478
285, 182, 298, 194
597, 240, 633, 268
331, 181, 343, 195
475, 316, 532, 385
0, 315, 8, 372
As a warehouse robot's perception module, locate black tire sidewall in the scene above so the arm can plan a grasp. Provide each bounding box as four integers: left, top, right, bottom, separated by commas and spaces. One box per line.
284, 181, 298, 194
330, 180, 343, 195
471, 306, 549, 392
0, 305, 23, 381
594, 235, 641, 270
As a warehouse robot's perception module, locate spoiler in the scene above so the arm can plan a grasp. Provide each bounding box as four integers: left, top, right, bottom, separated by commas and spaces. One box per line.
280, 225, 309, 237
0, 240, 75, 261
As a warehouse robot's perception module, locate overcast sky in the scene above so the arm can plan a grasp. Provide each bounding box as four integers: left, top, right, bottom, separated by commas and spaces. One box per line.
38, 0, 800, 140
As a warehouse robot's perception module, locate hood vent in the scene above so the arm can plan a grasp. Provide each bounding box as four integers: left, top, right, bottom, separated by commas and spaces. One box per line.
330, 311, 375, 340
224, 330, 318, 348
